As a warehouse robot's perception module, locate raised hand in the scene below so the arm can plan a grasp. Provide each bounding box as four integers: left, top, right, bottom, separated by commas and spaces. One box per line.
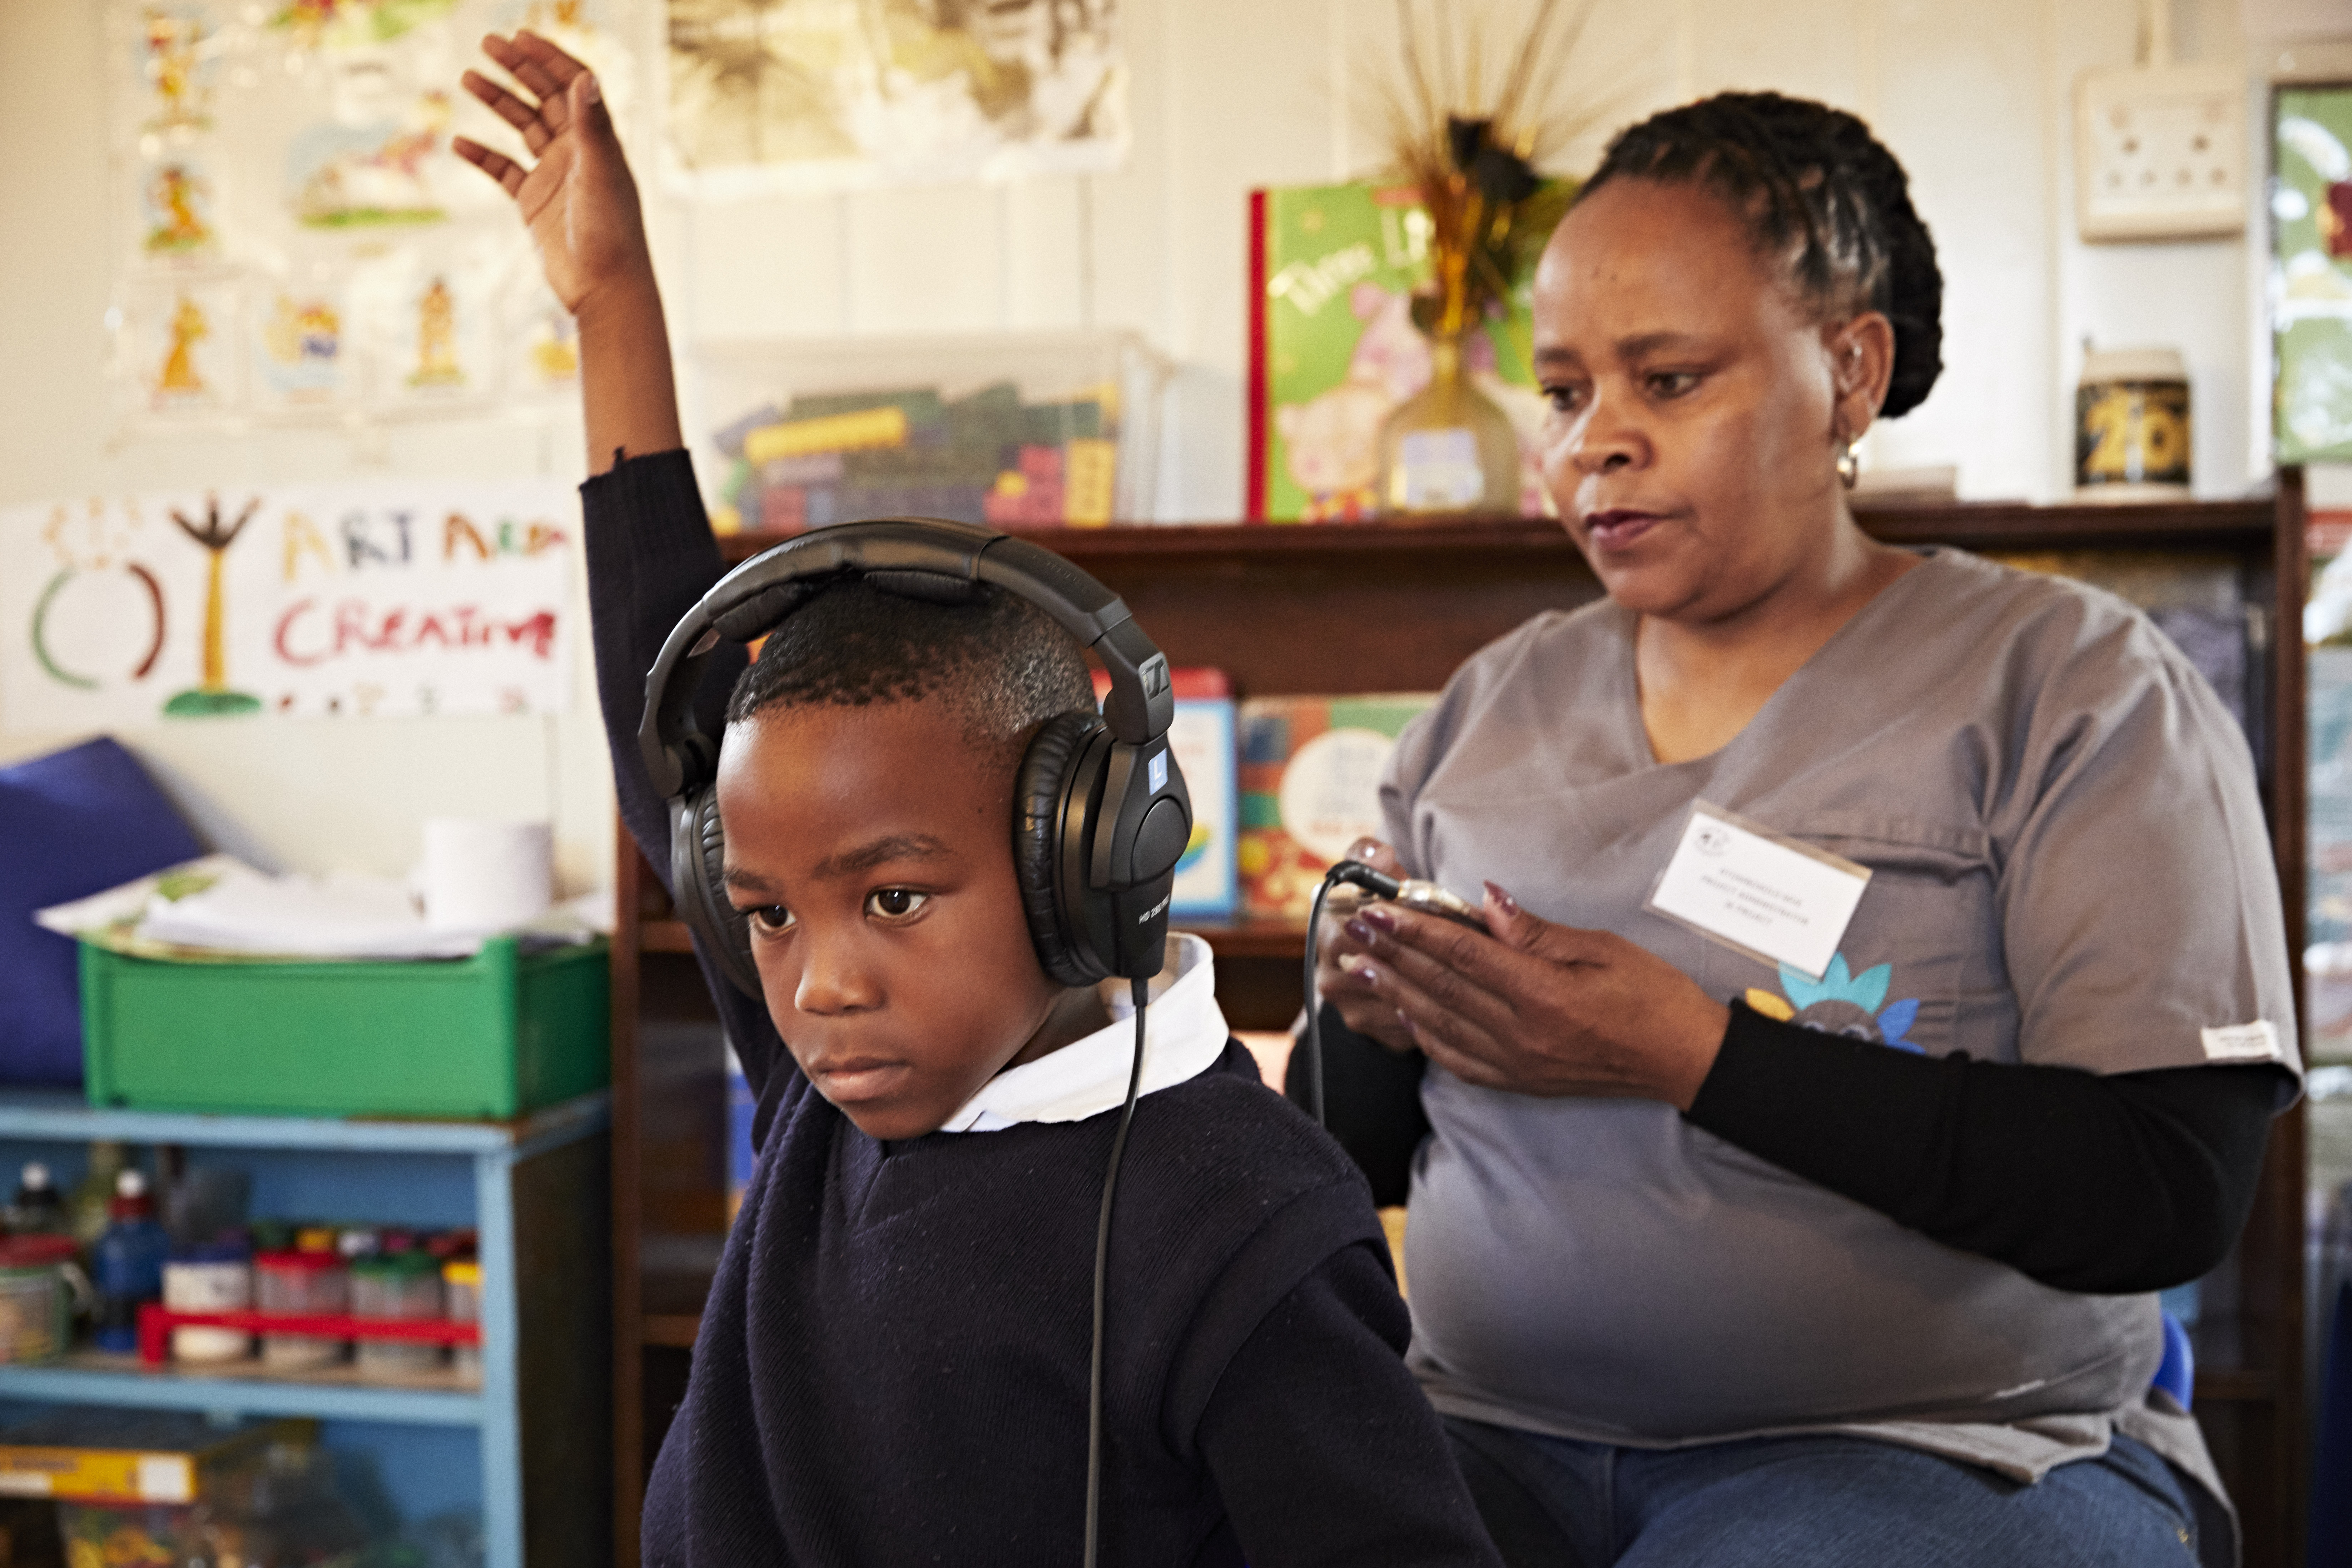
453, 31, 650, 320
454, 29, 679, 471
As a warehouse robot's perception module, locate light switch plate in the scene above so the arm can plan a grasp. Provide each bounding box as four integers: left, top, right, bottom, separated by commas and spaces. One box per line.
2075, 63, 2248, 242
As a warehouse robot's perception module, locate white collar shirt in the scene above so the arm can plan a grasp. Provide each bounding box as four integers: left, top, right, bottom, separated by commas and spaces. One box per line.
938, 933, 1230, 1133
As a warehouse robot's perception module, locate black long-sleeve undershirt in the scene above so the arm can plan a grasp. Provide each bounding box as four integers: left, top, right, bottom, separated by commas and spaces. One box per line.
1293, 1001, 2284, 1294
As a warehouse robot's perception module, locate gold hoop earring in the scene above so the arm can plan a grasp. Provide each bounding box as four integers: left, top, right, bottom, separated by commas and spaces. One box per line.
1837, 442, 1860, 490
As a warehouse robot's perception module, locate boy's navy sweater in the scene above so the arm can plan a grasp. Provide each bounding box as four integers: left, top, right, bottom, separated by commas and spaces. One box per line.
583, 452, 1501, 1568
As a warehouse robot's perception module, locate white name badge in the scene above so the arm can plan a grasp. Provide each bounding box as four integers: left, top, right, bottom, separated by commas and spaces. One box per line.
1644, 802, 1870, 981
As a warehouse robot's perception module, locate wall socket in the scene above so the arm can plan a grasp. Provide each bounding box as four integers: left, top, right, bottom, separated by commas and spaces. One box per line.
2075, 62, 2248, 242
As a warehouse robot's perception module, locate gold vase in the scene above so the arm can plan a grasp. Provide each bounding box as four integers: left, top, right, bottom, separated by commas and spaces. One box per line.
1375, 335, 1522, 516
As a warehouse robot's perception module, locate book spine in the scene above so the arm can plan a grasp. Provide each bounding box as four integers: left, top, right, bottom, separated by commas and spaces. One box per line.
1246, 188, 1270, 521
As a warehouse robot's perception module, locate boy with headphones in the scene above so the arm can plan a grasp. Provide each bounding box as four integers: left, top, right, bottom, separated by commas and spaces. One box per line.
457, 31, 1500, 1568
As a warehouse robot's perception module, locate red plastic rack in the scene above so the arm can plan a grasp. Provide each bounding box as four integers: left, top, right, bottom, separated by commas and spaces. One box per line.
133, 1303, 481, 1365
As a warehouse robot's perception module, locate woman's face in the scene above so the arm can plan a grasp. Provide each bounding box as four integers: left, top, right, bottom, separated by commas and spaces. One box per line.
1531, 178, 1860, 625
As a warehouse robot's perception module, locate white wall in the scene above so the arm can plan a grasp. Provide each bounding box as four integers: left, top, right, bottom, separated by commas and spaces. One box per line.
0, 0, 2324, 887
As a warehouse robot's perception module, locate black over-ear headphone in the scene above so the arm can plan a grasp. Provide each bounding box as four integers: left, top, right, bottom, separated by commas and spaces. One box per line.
638, 516, 1194, 998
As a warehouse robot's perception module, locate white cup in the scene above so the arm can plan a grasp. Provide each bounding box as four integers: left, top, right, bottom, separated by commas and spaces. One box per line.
421, 817, 554, 932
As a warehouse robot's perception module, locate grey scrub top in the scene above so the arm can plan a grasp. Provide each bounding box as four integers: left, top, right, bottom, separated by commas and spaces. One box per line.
1384, 548, 2297, 1483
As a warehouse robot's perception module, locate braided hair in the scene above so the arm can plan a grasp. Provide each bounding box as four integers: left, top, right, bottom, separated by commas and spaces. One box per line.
1578, 92, 1944, 418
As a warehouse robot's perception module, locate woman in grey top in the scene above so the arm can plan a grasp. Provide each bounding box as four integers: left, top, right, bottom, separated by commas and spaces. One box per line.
1317, 93, 2296, 1568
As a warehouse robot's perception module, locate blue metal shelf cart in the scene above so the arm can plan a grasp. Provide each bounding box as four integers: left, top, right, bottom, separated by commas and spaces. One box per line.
0, 1090, 609, 1568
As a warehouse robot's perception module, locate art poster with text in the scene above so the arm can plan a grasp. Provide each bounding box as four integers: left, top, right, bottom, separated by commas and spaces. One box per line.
1, 482, 576, 725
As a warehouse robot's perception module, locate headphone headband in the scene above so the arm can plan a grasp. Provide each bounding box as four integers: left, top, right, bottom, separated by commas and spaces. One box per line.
639, 518, 1172, 800
642, 514, 1192, 997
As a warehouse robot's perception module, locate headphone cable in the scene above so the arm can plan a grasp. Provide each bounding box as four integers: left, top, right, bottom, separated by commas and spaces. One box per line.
1300, 859, 1408, 1130
1301, 872, 1348, 1127
1082, 973, 1151, 1568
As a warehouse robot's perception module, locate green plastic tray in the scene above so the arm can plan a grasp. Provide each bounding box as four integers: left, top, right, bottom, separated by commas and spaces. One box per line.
79, 938, 609, 1120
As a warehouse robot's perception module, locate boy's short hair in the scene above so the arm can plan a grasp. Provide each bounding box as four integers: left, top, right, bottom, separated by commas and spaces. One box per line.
725, 575, 1095, 772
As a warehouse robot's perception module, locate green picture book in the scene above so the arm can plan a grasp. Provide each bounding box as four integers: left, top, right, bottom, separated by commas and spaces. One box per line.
1247, 181, 1555, 522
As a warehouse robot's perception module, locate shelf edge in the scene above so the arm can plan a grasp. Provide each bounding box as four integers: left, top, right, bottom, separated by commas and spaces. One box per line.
714, 501, 2274, 564
0, 1089, 610, 1155
641, 1314, 703, 1349
0, 1365, 487, 1425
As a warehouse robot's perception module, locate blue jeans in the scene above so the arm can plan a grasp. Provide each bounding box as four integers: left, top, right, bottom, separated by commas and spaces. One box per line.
1445, 1417, 2214, 1567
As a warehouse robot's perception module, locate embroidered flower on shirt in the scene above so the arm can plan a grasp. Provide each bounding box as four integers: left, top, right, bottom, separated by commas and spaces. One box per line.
1743, 953, 1922, 1052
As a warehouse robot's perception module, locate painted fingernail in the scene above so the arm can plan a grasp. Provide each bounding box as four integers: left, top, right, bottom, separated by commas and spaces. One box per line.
1350, 837, 1379, 859
1344, 917, 1374, 945
1344, 957, 1380, 986
1484, 881, 1519, 916
1359, 903, 1398, 931
1395, 1009, 1418, 1037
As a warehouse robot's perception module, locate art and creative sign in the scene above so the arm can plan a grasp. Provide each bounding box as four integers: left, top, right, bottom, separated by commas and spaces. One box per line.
0, 482, 576, 725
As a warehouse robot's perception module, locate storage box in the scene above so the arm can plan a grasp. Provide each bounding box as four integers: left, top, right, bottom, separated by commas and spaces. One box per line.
10, 1415, 365, 1568
80, 938, 609, 1119
691, 331, 1170, 532
0, 1414, 313, 1504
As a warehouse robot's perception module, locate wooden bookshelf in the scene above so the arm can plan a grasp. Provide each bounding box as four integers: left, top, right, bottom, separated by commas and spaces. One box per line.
611, 485, 2309, 1567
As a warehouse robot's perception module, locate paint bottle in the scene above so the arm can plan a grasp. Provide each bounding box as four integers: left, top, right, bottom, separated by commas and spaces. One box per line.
163, 1235, 252, 1363
443, 1259, 481, 1383
351, 1251, 444, 1379
68, 1143, 128, 1247
7, 1163, 67, 1237
255, 1250, 347, 1369
92, 1171, 170, 1354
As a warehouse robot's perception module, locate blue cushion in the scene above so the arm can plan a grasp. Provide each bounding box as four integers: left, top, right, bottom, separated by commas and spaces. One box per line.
0, 738, 205, 1085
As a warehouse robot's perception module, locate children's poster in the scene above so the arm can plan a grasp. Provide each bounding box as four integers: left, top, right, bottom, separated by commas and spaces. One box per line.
106, 0, 638, 430
662, 0, 1126, 193
2275, 85, 2352, 463
0, 482, 576, 725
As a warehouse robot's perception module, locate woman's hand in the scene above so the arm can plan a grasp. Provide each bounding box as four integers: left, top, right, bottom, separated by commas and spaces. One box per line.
454, 31, 651, 322
1313, 839, 1417, 1052
1339, 880, 1731, 1109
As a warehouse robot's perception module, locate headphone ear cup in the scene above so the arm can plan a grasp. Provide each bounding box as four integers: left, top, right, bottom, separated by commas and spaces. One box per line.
1015, 710, 1110, 989
670, 785, 760, 998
